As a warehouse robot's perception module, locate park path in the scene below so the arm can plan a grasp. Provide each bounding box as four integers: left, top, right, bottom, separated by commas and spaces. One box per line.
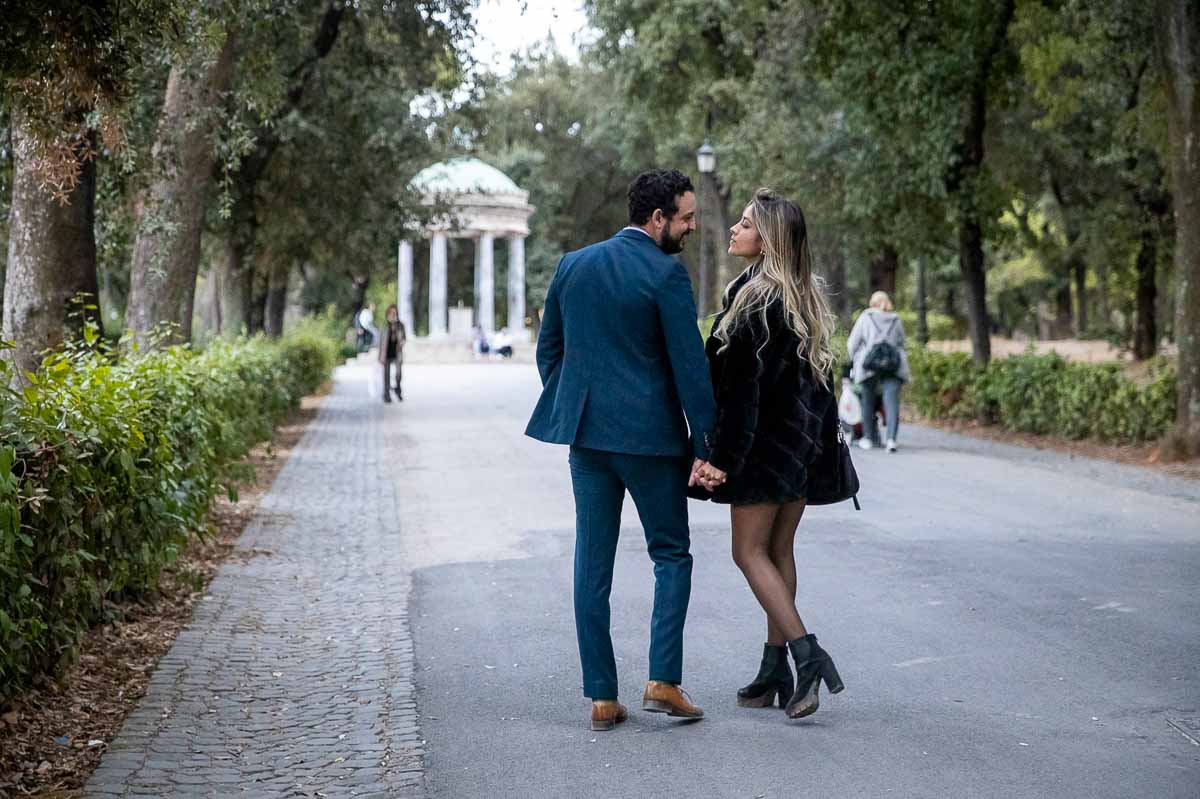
85, 361, 423, 798
393, 362, 1200, 799
85, 358, 1200, 799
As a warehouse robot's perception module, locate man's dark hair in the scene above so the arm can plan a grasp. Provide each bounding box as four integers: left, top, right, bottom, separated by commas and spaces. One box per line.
627, 169, 694, 225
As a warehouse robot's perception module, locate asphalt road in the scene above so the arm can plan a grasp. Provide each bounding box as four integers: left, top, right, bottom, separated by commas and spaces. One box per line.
385, 362, 1200, 799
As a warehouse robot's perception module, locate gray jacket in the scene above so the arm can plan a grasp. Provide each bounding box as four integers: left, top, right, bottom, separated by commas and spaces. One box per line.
847, 308, 911, 384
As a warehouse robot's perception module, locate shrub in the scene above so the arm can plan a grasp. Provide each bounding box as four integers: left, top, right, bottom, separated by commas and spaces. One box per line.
0, 329, 334, 700
906, 347, 981, 420
905, 347, 1175, 444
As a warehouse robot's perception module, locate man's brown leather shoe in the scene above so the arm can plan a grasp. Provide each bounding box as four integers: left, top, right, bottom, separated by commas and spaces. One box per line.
641, 680, 704, 719
591, 700, 629, 731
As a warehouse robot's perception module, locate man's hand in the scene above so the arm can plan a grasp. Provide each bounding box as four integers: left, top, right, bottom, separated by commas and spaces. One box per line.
689, 459, 727, 492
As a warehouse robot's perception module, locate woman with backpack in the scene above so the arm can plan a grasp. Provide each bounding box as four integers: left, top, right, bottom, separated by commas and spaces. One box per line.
847, 291, 910, 452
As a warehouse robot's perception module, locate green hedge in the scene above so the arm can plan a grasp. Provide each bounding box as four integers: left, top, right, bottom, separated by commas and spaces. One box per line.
907, 348, 1176, 443
705, 321, 1174, 443
0, 330, 336, 700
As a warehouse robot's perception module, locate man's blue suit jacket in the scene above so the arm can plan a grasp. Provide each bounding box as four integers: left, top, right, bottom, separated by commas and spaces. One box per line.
525, 228, 717, 460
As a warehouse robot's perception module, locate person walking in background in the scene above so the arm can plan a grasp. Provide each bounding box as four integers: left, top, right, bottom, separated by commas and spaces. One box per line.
359, 303, 379, 351
379, 304, 406, 403
526, 169, 717, 732
354, 306, 369, 352
691, 188, 846, 721
847, 290, 910, 452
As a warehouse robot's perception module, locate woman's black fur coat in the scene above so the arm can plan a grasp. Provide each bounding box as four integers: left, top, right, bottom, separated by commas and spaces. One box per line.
698, 270, 836, 506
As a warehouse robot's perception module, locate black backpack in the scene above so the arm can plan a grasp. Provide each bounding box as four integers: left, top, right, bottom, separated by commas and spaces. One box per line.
862, 315, 901, 377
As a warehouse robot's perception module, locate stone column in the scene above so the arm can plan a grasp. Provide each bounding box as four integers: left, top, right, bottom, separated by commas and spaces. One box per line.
429, 232, 448, 337
472, 235, 482, 326
507, 235, 527, 340
397, 240, 414, 335
478, 232, 495, 334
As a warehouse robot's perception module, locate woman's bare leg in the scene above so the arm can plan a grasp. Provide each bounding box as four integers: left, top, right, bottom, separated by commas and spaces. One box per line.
765, 500, 807, 644
731, 503, 806, 642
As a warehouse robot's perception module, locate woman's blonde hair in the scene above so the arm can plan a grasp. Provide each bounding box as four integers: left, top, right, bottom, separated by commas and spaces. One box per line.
869, 291, 893, 311
713, 188, 837, 386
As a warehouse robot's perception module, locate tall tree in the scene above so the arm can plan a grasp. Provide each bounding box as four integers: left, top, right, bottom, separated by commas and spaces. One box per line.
244, 0, 470, 333
216, 1, 348, 337
125, 17, 238, 347
0, 1, 180, 376
2, 110, 99, 377
1156, 0, 1200, 452
1017, 0, 1169, 356
814, 0, 1018, 363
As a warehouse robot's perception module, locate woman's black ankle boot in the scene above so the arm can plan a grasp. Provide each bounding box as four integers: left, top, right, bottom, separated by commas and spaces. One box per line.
784, 634, 844, 719
737, 643, 794, 708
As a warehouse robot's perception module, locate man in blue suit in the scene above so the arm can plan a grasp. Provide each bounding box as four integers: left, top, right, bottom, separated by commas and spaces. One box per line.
526, 169, 726, 731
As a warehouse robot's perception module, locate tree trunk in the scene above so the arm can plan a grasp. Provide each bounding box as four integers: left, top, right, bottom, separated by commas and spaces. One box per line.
0, 119, 11, 312
249, 265, 269, 335
264, 259, 289, 338
2, 107, 100, 381
126, 30, 238, 347
1133, 224, 1158, 360
1072, 254, 1088, 336
714, 183, 735, 294
942, 285, 957, 319
959, 217, 991, 365
1156, 0, 1200, 449
915, 257, 929, 344
217, 2, 346, 338
697, 172, 716, 317
944, 0, 1014, 365
824, 237, 849, 326
343, 272, 371, 336
218, 233, 254, 337
868, 244, 898, 298
1041, 279, 1070, 338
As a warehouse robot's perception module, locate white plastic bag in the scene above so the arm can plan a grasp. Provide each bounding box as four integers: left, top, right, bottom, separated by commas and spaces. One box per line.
838, 379, 862, 426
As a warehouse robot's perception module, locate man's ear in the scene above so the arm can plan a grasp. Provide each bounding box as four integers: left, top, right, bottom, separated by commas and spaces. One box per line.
651, 208, 666, 229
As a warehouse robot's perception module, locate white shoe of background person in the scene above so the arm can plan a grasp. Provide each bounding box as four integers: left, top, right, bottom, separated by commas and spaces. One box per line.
857, 438, 873, 451
886, 439, 897, 453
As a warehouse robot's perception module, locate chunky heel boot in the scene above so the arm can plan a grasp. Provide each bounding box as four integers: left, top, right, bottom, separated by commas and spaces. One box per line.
737, 644, 794, 708
784, 634, 844, 719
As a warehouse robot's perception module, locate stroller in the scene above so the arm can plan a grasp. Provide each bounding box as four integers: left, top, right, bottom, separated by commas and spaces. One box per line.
838, 364, 886, 446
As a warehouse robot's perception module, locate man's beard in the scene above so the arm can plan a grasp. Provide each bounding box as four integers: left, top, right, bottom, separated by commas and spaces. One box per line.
657, 226, 688, 255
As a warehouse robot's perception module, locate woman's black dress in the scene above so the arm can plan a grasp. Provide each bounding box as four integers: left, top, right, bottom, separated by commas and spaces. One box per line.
701, 269, 836, 506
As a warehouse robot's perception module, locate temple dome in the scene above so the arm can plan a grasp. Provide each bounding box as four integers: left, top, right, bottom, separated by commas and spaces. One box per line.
410, 157, 524, 197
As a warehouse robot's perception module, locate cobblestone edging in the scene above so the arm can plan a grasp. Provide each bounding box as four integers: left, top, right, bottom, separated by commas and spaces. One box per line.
86, 366, 423, 798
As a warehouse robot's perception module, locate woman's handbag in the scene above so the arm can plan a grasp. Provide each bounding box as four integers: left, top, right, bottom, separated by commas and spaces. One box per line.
806, 399, 861, 509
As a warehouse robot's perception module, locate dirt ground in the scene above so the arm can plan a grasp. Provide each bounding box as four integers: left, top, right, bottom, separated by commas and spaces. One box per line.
925, 336, 1178, 365
926, 337, 1125, 362
0, 388, 327, 798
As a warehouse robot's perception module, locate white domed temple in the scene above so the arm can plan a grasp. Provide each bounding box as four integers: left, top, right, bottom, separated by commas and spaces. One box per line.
399, 157, 536, 340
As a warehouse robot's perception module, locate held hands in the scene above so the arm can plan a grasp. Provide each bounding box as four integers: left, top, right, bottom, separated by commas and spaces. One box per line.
689, 458, 728, 492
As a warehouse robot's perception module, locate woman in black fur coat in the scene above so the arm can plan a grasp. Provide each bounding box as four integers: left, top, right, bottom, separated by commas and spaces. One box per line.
690, 188, 845, 720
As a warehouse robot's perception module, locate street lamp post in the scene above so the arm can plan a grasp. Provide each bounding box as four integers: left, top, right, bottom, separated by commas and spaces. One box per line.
696, 141, 716, 319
